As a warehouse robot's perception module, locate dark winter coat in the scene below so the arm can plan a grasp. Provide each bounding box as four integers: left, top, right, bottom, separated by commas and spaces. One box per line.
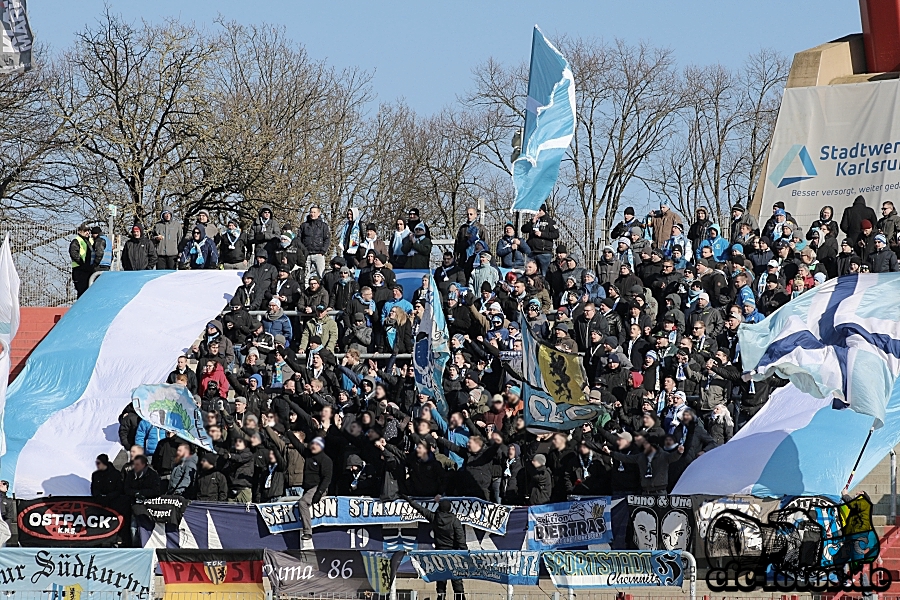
300, 215, 331, 255
528, 466, 553, 505
121, 225, 158, 271
407, 499, 466, 550
841, 195, 878, 241
521, 215, 560, 255
91, 467, 122, 500
196, 466, 229, 502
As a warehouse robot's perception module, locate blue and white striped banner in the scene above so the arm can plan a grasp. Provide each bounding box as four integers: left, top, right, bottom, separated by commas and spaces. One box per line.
2, 270, 242, 497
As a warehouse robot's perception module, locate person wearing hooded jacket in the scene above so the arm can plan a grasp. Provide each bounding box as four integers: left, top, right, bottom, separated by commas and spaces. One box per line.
192, 210, 220, 243
179, 226, 219, 269
250, 206, 282, 260
401, 494, 466, 600
841, 195, 878, 242
247, 249, 278, 295
121, 224, 157, 271
695, 224, 729, 262
153, 208, 182, 269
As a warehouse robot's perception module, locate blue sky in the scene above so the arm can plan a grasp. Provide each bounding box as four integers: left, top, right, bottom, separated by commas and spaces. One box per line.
34, 1, 861, 114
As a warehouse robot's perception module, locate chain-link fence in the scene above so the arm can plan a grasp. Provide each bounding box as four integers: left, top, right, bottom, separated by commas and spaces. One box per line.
0, 220, 80, 307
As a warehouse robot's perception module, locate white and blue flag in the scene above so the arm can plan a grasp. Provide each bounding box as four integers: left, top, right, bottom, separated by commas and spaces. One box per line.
511, 26, 576, 213
0, 234, 20, 460
741, 273, 900, 428
2, 270, 240, 497
413, 275, 450, 418
674, 273, 900, 496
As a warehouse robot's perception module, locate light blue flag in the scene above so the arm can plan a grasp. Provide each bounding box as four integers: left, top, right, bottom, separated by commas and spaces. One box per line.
740, 273, 900, 429
413, 276, 450, 418
132, 383, 213, 450
512, 26, 576, 213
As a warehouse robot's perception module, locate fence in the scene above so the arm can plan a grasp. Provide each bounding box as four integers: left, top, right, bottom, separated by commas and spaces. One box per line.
0, 220, 80, 307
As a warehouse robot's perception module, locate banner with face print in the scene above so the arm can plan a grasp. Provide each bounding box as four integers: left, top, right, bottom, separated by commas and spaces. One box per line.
625, 495, 694, 552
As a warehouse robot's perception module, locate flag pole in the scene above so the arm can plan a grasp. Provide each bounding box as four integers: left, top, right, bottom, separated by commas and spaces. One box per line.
843, 419, 877, 495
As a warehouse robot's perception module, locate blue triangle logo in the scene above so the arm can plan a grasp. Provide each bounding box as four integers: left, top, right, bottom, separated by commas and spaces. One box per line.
769, 145, 818, 188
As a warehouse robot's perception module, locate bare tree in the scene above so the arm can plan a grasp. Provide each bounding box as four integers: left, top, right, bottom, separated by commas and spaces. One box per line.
210, 20, 373, 232
650, 49, 788, 230
48, 11, 218, 227
0, 54, 73, 220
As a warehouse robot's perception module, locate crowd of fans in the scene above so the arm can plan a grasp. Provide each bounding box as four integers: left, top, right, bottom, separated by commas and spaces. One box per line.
80, 195, 897, 543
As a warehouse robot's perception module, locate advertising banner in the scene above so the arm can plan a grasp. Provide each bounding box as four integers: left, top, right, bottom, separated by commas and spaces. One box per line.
16, 497, 124, 547
542, 550, 685, 588
0, 548, 154, 594
0, 0, 33, 73
157, 549, 264, 599
263, 549, 403, 596
527, 498, 612, 550
257, 496, 511, 535
762, 79, 900, 227
408, 550, 540, 585
626, 495, 695, 552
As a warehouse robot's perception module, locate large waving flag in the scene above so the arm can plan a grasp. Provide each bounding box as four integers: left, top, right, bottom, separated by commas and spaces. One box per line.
413, 276, 450, 418
674, 273, 900, 497
511, 26, 576, 213
0, 234, 21, 459
741, 273, 900, 428
2, 270, 241, 497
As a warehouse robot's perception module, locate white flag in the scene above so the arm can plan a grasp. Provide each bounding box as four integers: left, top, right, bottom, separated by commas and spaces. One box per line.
0, 233, 21, 457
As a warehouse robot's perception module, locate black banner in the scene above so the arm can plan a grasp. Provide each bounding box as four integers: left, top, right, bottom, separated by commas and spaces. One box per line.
16, 497, 124, 547
263, 549, 404, 596
625, 495, 695, 553
132, 495, 189, 525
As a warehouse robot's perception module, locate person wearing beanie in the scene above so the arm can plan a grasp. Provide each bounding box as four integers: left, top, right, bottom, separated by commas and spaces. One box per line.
870, 231, 899, 273
663, 221, 692, 261
400, 493, 467, 597
612, 206, 644, 240
647, 200, 683, 250
90, 453, 122, 502
121, 223, 158, 272
401, 220, 433, 269
357, 221, 389, 265
497, 221, 532, 270
287, 428, 333, 540
730, 202, 759, 241
522, 203, 560, 275
840, 194, 877, 242
856, 218, 877, 264
529, 454, 553, 505
760, 272, 789, 315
